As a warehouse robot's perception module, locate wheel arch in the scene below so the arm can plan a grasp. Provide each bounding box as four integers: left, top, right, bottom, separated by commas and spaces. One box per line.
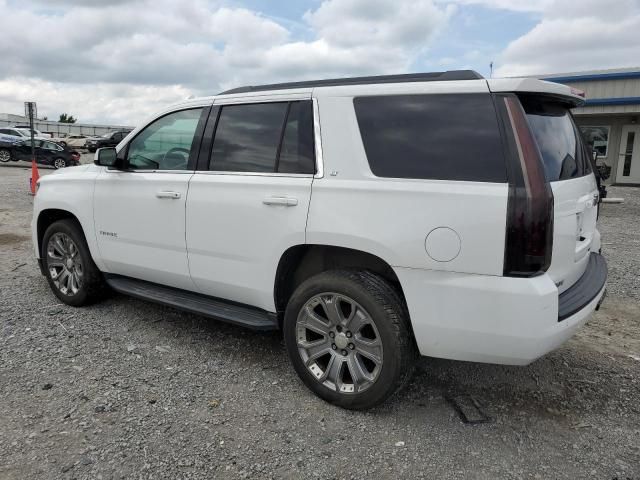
37, 209, 82, 258
273, 244, 407, 325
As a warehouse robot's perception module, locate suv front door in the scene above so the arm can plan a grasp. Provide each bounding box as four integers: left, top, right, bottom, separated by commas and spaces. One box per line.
186, 96, 316, 311
93, 106, 208, 290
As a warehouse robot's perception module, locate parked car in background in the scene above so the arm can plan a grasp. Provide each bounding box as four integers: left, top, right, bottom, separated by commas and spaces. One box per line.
14, 127, 51, 139
0, 127, 49, 141
9, 139, 80, 168
0, 133, 23, 162
51, 134, 88, 148
86, 130, 131, 152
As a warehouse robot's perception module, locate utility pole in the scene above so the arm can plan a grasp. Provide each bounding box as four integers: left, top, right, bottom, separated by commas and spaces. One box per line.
24, 102, 39, 195
24, 102, 37, 161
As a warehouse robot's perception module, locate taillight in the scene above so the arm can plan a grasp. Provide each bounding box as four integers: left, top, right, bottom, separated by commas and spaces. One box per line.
501, 95, 554, 277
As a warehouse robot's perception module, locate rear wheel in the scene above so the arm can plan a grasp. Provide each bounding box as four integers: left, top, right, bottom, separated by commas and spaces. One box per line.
42, 219, 106, 306
0, 148, 11, 162
284, 270, 415, 410
53, 157, 67, 169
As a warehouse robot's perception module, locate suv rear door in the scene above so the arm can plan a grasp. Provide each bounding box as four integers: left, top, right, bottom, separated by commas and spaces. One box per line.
519, 95, 599, 293
186, 95, 316, 311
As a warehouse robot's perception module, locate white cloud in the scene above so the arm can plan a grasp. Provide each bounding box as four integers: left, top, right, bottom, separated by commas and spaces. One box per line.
306, 0, 454, 49
0, 78, 191, 125
0, 0, 453, 124
495, 0, 640, 76
438, 0, 552, 12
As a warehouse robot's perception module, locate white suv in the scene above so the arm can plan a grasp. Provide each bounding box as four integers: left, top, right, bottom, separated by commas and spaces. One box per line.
32, 71, 607, 409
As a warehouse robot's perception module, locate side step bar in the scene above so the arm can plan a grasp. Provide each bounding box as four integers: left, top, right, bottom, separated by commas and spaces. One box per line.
104, 274, 278, 331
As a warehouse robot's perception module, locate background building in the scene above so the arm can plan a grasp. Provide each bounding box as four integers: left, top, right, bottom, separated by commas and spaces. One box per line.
542, 67, 640, 185
0, 112, 133, 138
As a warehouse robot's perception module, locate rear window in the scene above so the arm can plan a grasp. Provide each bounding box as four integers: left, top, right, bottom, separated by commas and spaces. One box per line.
353, 94, 506, 182
519, 95, 592, 181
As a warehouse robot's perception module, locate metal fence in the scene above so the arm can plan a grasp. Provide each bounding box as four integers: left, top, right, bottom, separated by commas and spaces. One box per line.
0, 114, 134, 137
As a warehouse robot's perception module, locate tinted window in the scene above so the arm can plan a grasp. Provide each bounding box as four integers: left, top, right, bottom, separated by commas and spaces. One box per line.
127, 108, 202, 170
211, 103, 288, 172
520, 96, 590, 181
277, 101, 315, 174
353, 94, 506, 182
42, 141, 61, 151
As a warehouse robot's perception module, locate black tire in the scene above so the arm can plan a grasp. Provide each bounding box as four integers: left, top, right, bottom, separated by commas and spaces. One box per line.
0, 148, 11, 163
284, 270, 416, 410
53, 157, 66, 169
42, 219, 107, 306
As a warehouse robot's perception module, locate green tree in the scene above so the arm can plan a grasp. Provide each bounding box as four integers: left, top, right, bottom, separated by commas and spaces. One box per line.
58, 113, 77, 123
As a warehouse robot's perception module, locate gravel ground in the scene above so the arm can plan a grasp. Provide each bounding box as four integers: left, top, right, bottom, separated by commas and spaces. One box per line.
1, 163, 639, 480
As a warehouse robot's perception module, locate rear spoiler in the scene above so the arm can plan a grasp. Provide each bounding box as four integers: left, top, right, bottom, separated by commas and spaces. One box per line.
487, 78, 585, 107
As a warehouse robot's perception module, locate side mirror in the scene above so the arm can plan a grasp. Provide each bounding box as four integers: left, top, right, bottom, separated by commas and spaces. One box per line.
94, 147, 118, 167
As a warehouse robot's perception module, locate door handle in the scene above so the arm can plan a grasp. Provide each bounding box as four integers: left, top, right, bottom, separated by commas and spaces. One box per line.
156, 191, 181, 199
263, 196, 298, 206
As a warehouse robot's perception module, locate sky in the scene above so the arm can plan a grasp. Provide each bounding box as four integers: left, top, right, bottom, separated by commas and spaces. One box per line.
0, 0, 638, 125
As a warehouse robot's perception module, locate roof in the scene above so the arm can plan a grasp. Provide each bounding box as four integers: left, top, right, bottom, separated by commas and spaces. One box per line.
540, 67, 640, 83
528, 67, 640, 114
218, 70, 484, 95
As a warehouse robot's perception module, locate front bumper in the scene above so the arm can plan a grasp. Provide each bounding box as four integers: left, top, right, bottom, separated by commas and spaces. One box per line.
395, 256, 607, 365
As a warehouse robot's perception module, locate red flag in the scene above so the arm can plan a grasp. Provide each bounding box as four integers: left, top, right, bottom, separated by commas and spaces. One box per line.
30, 159, 40, 195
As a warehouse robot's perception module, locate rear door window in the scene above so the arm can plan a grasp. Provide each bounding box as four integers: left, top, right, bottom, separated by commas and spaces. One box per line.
277, 101, 315, 174
210, 102, 287, 173
209, 101, 315, 174
353, 94, 506, 182
519, 95, 591, 181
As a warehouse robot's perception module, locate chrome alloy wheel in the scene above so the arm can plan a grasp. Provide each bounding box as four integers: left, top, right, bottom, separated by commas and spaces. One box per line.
296, 293, 383, 394
54, 158, 66, 169
46, 232, 83, 296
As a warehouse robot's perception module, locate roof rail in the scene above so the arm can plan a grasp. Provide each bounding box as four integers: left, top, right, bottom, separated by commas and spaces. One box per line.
218, 70, 484, 95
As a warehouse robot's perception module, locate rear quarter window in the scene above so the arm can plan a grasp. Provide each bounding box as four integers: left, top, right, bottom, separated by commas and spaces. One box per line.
353, 93, 506, 182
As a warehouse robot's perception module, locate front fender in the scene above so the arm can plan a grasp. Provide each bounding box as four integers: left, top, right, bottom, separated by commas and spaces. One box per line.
32, 166, 106, 271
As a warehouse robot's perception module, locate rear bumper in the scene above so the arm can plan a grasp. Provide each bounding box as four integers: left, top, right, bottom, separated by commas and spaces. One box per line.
558, 253, 607, 320
395, 259, 607, 365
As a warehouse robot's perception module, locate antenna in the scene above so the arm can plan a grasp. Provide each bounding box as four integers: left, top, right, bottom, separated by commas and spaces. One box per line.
489, 61, 494, 78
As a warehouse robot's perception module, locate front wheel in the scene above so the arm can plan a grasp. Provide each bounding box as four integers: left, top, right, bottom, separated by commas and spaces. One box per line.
0, 148, 11, 162
53, 157, 67, 169
284, 270, 416, 410
42, 219, 107, 306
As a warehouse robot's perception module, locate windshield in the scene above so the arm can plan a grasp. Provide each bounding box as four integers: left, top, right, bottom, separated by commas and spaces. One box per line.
519, 95, 591, 181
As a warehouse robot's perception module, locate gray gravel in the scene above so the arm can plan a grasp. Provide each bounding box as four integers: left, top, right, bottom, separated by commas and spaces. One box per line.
1, 165, 639, 479
598, 186, 640, 299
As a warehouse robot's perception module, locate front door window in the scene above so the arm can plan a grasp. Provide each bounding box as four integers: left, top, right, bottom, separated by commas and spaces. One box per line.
126, 108, 203, 170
